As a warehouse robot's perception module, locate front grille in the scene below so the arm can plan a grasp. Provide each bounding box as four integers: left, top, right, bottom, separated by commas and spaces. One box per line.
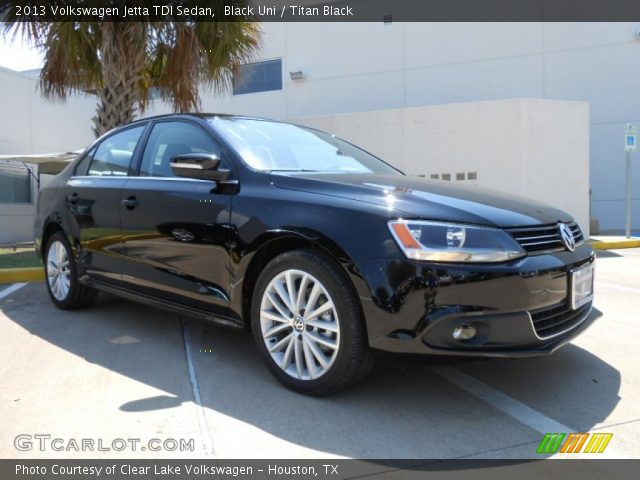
506, 222, 584, 254
530, 301, 591, 338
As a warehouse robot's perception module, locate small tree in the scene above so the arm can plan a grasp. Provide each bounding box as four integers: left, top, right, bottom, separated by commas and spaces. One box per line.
2, 4, 260, 136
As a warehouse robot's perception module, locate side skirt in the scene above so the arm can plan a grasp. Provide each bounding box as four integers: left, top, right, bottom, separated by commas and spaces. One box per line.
80, 276, 244, 330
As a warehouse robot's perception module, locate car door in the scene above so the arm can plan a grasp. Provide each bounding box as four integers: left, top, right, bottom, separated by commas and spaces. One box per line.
120, 120, 235, 314
66, 125, 146, 284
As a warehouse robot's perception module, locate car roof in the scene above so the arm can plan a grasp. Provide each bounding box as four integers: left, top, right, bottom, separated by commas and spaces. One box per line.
95, 113, 283, 143
127, 113, 277, 125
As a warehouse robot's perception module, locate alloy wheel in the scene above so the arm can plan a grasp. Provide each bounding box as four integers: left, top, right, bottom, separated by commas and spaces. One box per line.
47, 240, 71, 301
260, 269, 340, 381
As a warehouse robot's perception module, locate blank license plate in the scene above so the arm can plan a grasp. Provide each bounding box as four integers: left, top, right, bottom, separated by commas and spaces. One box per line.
570, 263, 594, 310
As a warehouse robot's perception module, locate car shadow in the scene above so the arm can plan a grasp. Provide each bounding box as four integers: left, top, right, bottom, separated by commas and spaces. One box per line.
1, 285, 620, 460
596, 250, 623, 258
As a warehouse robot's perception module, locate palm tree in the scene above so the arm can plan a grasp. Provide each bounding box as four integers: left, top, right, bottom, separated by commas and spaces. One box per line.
2, 4, 260, 136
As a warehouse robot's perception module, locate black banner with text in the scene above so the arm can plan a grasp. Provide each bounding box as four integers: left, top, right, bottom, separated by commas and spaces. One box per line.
1, 459, 639, 480
4, 0, 640, 22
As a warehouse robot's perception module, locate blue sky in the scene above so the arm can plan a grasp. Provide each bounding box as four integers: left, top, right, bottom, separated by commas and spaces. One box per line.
0, 33, 44, 71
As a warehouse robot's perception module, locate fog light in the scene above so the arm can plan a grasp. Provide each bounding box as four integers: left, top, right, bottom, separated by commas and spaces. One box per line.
452, 324, 477, 341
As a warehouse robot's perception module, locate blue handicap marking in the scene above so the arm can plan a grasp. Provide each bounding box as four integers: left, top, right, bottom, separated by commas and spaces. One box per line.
627, 135, 635, 145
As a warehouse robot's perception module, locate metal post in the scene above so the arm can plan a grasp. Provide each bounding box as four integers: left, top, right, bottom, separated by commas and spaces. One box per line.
626, 150, 632, 238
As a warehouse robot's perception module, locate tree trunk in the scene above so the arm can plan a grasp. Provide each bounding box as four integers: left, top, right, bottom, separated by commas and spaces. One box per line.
92, 23, 146, 137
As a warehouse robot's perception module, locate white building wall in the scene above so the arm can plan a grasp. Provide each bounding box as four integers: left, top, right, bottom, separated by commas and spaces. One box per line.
1, 23, 638, 234
195, 22, 640, 232
0, 67, 96, 244
295, 99, 591, 235
0, 66, 96, 155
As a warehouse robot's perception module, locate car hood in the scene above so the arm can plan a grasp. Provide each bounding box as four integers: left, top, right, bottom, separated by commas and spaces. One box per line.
269, 172, 573, 227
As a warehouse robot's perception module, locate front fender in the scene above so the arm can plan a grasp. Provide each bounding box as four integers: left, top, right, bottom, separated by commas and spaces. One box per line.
227, 225, 381, 326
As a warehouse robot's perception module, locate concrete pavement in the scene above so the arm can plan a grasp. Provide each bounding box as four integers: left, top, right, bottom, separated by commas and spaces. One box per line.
0, 249, 639, 460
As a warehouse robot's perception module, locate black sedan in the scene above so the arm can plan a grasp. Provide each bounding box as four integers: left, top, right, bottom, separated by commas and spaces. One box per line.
35, 114, 597, 395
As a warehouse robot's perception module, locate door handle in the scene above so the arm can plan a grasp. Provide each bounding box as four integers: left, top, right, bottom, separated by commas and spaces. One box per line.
122, 196, 139, 210
66, 193, 78, 205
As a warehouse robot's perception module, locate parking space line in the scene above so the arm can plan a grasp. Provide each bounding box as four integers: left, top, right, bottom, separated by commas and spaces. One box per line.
0, 282, 27, 300
432, 366, 625, 458
431, 366, 571, 434
181, 318, 216, 458
596, 282, 640, 294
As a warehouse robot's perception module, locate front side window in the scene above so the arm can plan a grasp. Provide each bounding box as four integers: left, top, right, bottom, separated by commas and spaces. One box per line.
74, 147, 96, 176
87, 126, 145, 176
139, 122, 224, 178
209, 117, 401, 175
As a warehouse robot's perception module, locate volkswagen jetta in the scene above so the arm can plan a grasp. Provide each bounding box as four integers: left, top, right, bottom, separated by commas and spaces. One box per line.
35, 114, 597, 395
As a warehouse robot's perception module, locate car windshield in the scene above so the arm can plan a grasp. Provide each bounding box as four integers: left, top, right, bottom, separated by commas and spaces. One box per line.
209, 117, 402, 175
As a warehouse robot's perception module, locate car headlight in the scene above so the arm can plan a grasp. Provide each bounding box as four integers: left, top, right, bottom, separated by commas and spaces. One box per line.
388, 220, 526, 263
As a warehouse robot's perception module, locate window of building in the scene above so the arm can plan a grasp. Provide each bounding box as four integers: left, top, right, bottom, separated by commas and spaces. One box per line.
430, 174, 439, 180
233, 59, 283, 95
442, 173, 451, 181
87, 126, 145, 176
467, 172, 478, 180
0, 163, 32, 203
456, 172, 466, 181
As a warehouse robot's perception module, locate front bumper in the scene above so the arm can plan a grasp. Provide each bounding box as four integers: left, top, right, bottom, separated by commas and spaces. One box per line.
354, 243, 598, 357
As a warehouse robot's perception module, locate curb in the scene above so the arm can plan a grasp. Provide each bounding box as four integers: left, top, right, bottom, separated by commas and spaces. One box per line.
0, 267, 44, 284
589, 239, 640, 250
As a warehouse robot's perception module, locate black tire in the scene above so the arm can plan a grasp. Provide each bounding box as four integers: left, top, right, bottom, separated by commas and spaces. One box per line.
251, 249, 373, 395
44, 232, 98, 310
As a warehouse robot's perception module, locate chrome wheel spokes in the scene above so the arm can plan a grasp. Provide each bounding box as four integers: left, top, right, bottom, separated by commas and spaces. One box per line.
47, 240, 71, 301
260, 269, 340, 380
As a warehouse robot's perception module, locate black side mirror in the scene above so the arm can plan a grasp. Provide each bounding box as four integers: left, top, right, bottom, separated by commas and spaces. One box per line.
170, 153, 231, 181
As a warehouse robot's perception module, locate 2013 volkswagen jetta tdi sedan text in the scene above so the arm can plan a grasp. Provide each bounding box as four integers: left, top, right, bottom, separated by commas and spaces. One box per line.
35, 114, 598, 395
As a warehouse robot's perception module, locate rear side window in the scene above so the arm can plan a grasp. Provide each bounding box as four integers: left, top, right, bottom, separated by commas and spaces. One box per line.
139, 122, 225, 178
87, 126, 145, 176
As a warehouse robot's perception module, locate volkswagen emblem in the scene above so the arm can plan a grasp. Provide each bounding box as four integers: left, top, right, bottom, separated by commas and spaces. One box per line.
293, 316, 305, 332
558, 223, 576, 251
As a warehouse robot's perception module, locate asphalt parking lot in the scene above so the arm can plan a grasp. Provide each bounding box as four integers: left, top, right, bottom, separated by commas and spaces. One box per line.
0, 249, 639, 460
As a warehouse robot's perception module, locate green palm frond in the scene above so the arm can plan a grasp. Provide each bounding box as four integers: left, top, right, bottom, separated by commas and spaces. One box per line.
2, 0, 261, 134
